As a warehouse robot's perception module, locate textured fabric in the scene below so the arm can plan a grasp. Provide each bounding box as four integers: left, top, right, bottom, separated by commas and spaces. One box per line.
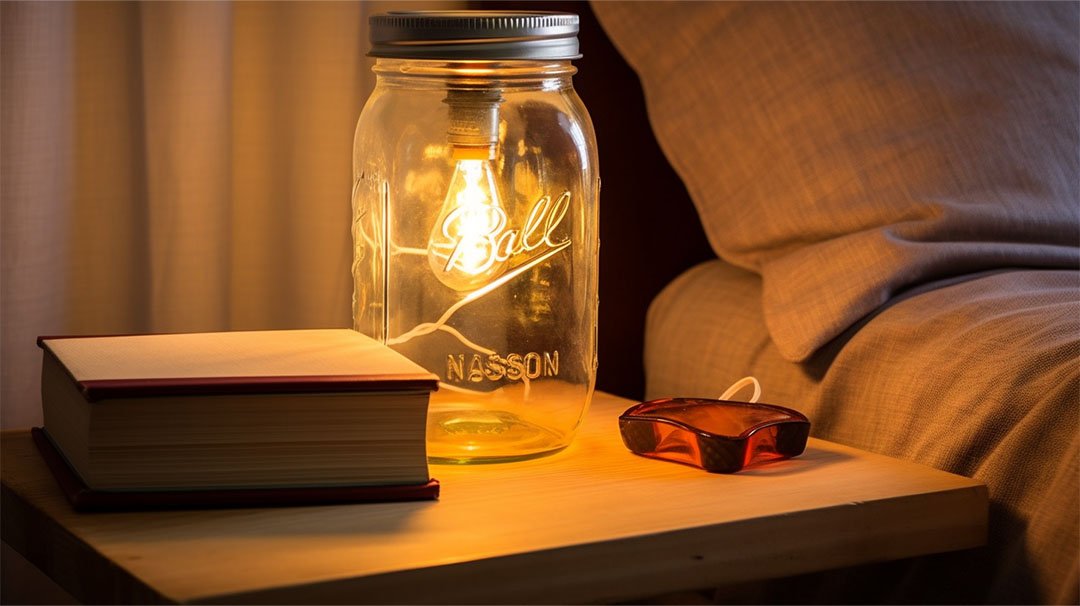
594, 1, 1080, 362
0, 1, 457, 429
647, 259, 1079, 604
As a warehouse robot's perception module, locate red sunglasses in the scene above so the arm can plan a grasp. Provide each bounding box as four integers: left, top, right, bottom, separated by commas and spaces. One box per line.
619, 398, 811, 473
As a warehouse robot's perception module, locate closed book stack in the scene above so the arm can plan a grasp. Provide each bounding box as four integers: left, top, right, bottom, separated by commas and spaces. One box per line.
35, 329, 439, 511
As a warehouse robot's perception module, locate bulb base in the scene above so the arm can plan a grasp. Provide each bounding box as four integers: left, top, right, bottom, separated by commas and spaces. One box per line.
445, 89, 501, 155
451, 145, 495, 161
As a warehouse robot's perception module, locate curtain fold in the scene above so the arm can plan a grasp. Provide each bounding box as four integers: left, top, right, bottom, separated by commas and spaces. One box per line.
2, 2, 76, 429
2, 1, 454, 428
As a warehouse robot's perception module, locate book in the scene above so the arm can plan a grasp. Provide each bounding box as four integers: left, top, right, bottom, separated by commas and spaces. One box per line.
36, 329, 440, 509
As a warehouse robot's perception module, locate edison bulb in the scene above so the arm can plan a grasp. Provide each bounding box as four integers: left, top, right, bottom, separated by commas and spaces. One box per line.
427, 158, 508, 291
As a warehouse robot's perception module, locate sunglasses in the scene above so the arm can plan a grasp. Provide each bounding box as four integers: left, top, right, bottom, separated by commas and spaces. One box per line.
619, 398, 810, 473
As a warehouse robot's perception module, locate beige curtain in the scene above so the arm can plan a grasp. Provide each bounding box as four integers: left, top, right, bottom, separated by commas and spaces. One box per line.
1, 1, 454, 429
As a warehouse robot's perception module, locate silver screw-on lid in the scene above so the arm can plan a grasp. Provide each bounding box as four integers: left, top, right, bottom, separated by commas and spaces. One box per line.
369, 11, 580, 60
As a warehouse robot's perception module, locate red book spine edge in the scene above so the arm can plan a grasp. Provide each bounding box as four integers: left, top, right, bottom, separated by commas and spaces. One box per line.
31, 428, 440, 512
37, 336, 439, 402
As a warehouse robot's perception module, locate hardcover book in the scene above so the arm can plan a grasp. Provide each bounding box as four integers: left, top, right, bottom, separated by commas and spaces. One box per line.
36, 329, 440, 510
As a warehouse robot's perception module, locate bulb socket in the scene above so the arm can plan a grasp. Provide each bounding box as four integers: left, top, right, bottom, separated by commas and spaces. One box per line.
445, 89, 502, 159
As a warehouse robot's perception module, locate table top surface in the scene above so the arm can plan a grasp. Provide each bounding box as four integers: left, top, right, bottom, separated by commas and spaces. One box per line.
1, 391, 988, 604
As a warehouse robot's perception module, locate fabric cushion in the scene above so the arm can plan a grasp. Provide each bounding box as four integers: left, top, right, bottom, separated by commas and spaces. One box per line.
594, 1, 1080, 361
646, 260, 1079, 604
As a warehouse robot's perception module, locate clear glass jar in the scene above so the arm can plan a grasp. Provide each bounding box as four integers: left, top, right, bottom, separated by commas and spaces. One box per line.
352, 13, 599, 463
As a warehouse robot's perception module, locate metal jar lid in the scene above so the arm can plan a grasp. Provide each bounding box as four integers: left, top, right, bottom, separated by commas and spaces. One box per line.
369, 11, 580, 61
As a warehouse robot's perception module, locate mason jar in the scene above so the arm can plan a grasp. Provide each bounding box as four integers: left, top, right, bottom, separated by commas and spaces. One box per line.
352, 12, 599, 463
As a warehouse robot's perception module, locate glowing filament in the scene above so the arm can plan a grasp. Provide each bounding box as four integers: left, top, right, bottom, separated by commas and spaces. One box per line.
428, 159, 508, 291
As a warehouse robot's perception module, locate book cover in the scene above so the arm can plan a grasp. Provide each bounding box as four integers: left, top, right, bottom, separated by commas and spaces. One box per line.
37, 329, 439, 401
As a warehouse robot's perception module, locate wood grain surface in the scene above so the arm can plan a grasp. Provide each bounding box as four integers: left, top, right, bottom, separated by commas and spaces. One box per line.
2, 391, 987, 604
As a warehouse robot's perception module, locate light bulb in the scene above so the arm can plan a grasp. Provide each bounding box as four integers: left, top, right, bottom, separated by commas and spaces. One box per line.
427, 158, 508, 291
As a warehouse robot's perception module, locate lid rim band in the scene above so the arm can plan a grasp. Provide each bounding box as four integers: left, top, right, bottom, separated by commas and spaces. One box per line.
369, 11, 581, 61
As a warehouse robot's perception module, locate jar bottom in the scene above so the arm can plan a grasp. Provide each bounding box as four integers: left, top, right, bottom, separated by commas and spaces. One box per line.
426, 408, 569, 464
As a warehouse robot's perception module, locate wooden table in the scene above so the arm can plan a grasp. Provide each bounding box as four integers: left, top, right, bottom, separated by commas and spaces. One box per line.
2, 392, 987, 604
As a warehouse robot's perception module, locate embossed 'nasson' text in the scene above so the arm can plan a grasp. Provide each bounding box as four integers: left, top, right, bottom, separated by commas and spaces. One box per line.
446, 351, 559, 383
